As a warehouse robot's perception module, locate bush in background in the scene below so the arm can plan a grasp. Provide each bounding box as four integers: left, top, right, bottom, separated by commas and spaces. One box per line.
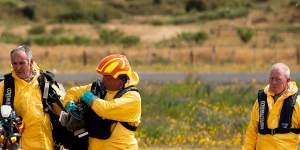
157, 31, 208, 47
98, 28, 140, 47
0, 31, 24, 44
28, 24, 46, 35
236, 26, 254, 43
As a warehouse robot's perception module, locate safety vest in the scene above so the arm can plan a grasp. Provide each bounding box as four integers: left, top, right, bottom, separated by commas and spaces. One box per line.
85, 80, 139, 139
2, 71, 86, 150
257, 89, 300, 135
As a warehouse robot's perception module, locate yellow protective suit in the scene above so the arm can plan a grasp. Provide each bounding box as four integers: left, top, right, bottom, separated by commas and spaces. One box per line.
243, 81, 300, 150
64, 72, 141, 150
0, 70, 54, 150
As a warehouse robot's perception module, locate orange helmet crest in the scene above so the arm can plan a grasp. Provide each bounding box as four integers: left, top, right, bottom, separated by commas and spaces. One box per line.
97, 54, 132, 79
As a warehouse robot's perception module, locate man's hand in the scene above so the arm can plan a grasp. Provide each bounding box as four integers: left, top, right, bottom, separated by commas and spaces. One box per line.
80, 91, 96, 106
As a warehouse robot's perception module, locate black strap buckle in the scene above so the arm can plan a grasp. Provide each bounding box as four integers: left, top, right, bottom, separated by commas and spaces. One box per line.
271, 129, 276, 135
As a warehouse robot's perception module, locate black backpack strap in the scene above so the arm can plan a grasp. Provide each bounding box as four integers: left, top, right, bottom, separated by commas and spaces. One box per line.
114, 86, 139, 131
120, 122, 137, 131
114, 86, 139, 99
3, 73, 15, 108
257, 89, 268, 134
278, 92, 298, 129
38, 71, 65, 112
258, 91, 300, 135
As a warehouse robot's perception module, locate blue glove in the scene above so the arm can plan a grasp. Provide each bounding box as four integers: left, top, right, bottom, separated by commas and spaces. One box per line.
80, 91, 96, 106
65, 101, 77, 112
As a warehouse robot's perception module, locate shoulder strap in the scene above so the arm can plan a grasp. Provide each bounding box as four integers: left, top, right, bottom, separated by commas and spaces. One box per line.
114, 86, 139, 131
114, 86, 139, 99
258, 90, 300, 135
278, 92, 298, 129
3, 73, 15, 109
257, 89, 268, 134
38, 71, 65, 112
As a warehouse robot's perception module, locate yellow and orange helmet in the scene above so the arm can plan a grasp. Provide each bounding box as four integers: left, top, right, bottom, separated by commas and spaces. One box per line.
97, 54, 132, 79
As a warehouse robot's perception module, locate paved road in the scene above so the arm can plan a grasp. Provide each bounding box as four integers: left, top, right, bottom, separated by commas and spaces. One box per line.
1, 72, 300, 84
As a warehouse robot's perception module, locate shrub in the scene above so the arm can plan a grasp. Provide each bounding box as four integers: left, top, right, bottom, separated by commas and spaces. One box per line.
236, 26, 254, 43
178, 31, 208, 43
28, 25, 46, 35
185, 0, 247, 12
50, 27, 65, 35
73, 36, 92, 45
98, 28, 124, 44
175, 31, 208, 45
20, 5, 35, 20
289, 0, 300, 7
269, 32, 284, 44
156, 31, 208, 47
0, 31, 23, 43
165, 7, 248, 25
0, 0, 18, 8
25, 35, 93, 46
120, 35, 140, 47
27, 35, 56, 45
143, 19, 164, 25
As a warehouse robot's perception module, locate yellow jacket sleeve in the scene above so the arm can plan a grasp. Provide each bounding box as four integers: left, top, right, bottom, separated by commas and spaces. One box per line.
63, 84, 92, 105
91, 91, 141, 122
243, 100, 259, 150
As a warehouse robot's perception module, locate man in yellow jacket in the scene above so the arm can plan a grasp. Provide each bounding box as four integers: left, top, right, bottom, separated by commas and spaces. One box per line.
63, 54, 141, 150
0, 45, 57, 150
243, 63, 300, 150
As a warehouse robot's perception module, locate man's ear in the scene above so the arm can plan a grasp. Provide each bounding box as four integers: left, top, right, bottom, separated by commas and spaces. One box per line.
287, 77, 291, 82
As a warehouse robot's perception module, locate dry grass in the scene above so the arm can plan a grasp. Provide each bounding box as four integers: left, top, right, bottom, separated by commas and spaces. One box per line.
1, 43, 299, 74
0, 10, 299, 74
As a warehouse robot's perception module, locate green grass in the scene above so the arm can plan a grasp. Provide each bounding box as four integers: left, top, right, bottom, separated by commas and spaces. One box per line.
156, 31, 208, 47
144, 7, 249, 25
138, 80, 260, 148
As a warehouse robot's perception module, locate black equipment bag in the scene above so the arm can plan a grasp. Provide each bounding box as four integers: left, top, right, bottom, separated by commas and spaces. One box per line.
37, 71, 88, 150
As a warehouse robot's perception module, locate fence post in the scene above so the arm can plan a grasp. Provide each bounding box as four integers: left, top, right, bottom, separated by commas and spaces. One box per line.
82, 50, 87, 66
275, 48, 278, 62
44, 50, 49, 59
211, 45, 216, 64
297, 48, 300, 65
167, 50, 173, 63
252, 48, 256, 66
189, 50, 194, 65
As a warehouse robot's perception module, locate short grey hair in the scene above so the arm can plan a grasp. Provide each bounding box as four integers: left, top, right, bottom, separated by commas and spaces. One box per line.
10, 45, 33, 61
270, 63, 290, 78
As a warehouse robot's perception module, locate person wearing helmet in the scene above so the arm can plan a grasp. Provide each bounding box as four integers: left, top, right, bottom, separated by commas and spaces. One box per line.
62, 54, 141, 150
243, 63, 300, 150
